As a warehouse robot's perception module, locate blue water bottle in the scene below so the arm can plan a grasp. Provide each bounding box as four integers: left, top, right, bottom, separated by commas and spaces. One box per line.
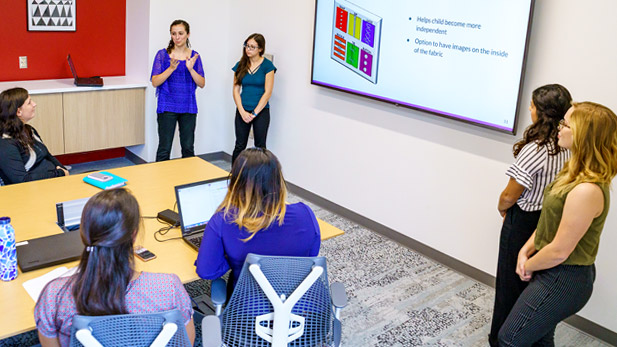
0, 217, 18, 281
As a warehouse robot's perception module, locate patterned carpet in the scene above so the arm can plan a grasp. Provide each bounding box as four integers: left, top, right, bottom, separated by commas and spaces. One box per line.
0, 157, 611, 346
287, 192, 611, 346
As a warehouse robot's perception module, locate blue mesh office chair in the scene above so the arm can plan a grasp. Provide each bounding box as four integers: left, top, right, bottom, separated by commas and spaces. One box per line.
203, 254, 348, 347
69, 309, 192, 347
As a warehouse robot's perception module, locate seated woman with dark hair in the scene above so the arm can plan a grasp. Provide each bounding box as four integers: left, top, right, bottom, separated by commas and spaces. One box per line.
0, 87, 69, 185
34, 189, 195, 347
195, 148, 321, 289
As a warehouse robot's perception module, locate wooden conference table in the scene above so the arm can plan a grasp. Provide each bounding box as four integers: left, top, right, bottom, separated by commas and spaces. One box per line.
0, 157, 344, 339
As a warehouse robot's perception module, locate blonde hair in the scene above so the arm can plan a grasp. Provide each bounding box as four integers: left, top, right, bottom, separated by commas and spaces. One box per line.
218, 148, 287, 241
551, 102, 617, 196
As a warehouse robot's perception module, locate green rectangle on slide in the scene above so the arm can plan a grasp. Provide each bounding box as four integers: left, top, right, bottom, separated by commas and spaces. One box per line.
346, 42, 359, 68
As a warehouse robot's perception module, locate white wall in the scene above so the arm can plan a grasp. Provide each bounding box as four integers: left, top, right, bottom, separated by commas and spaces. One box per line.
130, 0, 617, 333
125, 0, 150, 80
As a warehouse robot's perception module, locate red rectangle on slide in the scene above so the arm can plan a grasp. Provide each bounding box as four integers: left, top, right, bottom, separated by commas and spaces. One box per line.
335, 7, 348, 32
333, 52, 345, 60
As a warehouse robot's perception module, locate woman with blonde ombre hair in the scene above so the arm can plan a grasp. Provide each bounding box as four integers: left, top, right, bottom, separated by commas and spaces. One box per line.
498, 102, 617, 346
195, 148, 321, 290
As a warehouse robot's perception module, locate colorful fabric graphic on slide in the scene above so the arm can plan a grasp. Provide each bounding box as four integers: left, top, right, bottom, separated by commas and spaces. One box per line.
331, 0, 382, 84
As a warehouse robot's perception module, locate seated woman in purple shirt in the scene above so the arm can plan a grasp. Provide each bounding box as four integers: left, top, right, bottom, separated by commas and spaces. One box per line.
195, 148, 321, 289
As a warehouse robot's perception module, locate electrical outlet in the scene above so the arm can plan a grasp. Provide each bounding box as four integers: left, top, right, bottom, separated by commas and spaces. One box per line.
19, 56, 28, 69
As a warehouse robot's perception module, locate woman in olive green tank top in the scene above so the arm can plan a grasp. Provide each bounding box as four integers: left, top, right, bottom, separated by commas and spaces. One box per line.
498, 102, 617, 346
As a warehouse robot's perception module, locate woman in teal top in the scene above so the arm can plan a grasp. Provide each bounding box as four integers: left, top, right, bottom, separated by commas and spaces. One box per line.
498, 102, 617, 346
231, 33, 276, 164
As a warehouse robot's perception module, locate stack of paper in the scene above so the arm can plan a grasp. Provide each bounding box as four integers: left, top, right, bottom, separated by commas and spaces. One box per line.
22, 267, 77, 302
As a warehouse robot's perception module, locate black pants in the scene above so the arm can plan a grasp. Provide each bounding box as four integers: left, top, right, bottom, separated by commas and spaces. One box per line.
489, 204, 541, 346
156, 112, 196, 162
232, 108, 270, 165
498, 264, 595, 346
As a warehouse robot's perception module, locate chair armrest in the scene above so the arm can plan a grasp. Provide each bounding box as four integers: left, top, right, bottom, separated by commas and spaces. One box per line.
210, 278, 227, 316
330, 282, 347, 309
211, 278, 227, 305
331, 281, 347, 322
333, 317, 342, 347
202, 315, 222, 347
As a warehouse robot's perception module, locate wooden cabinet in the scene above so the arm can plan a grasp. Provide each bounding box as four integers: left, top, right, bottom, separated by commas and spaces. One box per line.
28, 88, 145, 155
28, 93, 65, 155
63, 89, 145, 153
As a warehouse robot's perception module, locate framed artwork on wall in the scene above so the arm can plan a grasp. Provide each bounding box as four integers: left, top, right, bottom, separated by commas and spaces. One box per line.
28, 0, 76, 31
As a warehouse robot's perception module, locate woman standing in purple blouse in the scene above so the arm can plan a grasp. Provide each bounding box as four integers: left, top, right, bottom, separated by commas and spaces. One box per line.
151, 19, 205, 162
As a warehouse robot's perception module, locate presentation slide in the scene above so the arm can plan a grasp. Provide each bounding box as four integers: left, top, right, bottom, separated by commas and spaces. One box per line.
311, 0, 534, 133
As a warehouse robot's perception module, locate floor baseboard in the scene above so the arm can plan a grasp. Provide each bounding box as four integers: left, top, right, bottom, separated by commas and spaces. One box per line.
198, 151, 232, 163
123, 150, 230, 166
125, 149, 147, 164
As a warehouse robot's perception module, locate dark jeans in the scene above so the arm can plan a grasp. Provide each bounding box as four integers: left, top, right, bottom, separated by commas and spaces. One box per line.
489, 204, 541, 346
232, 108, 270, 164
498, 264, 595, 346
156, 112, 196, 162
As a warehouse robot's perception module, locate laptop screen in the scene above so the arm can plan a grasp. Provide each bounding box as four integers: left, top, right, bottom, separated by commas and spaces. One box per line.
175, 178, 229, 233
56, 197, 89, 231
67, 54, 78, 79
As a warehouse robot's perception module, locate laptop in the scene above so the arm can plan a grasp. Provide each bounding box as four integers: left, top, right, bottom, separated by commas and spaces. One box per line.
175, 177, 229, 250
67, 54, 104, 87
56, 197, 89, 232
16, 230, 84, 272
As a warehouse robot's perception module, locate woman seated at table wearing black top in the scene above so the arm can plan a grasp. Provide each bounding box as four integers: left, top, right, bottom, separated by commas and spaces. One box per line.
0, 87, 69, 185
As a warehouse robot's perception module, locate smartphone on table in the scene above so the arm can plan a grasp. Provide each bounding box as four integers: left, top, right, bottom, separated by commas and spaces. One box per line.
87, 172, 112, 182
135, 246, 156, 262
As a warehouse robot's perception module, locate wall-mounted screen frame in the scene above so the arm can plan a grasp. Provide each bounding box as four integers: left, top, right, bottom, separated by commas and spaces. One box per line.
311, 0, 536, 134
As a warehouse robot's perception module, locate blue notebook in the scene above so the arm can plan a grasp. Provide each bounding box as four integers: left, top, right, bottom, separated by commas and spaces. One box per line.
83, 171, 127, 190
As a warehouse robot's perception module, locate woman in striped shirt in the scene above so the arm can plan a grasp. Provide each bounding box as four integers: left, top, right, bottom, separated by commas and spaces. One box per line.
489, 84, 572, 346
498, 102, 617, 345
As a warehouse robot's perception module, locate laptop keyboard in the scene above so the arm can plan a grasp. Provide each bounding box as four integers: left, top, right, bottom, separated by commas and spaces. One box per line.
188, 235, 203, 248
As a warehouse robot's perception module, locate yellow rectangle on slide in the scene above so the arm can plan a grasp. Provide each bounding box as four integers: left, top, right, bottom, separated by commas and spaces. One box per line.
348, 13, 355, 35
354, 17, 361, 39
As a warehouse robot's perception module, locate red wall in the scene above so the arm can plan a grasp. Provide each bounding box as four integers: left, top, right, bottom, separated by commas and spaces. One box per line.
0, 0, 125, 82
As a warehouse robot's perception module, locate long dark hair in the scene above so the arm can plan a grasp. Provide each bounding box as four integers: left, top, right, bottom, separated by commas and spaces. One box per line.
0, 87, 34, 148
72, 189, 141, 315
513, 84, 572, 156
166, 19, 191, 54
234, 33, 266, 85
219, 148, 287, 241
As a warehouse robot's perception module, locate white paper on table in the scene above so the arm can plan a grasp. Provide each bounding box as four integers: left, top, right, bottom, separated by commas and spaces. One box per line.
22, 267, 77, 302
